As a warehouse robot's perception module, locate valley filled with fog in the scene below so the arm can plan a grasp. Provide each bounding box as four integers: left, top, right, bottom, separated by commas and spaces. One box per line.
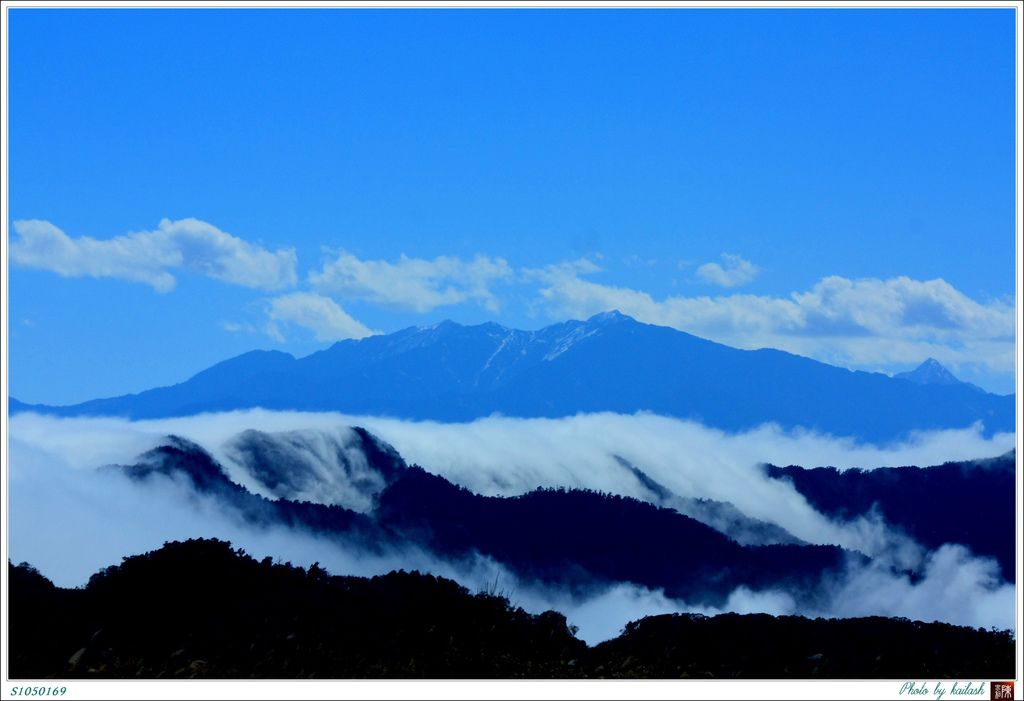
10, 409, 1015, 645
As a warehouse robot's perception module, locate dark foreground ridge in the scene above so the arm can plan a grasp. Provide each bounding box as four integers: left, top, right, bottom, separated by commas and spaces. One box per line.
9, 539, 1014, 679
763, 451, 1017, 581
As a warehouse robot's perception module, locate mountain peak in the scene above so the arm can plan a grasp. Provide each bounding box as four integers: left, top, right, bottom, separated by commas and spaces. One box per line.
417, 319, 461, 332
894, 358, 974, 389
586, 310, 633, 325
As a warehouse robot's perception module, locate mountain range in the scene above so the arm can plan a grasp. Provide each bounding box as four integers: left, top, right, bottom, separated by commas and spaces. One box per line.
116, 430, 851, 606
10, 311, 1014, 443
110, 426, 1013, 604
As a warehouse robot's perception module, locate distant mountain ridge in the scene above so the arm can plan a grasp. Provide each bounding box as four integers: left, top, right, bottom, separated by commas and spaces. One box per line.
894, 358, 985, 393
763, 451, 1016, 581
10, 312, 1015, 443
116, 426, 1013, 598
114, 429, 851, 605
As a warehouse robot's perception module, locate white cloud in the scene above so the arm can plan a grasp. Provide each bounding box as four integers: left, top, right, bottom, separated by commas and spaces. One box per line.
12, 410, 1011, 565
220, 321, 251, 334
10, 410, 1014, 639
826, 544, 1014, 631
696, 253, 760, 287
532, 265, 1015, 376
11, 218, 297, 292
309, 251, 514, 313
8, 430, 498, 592
265, 292, 374, 343
559, 544, 1015, 641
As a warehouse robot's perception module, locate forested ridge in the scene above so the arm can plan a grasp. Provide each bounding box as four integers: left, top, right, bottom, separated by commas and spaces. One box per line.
9, 539, 1014, 679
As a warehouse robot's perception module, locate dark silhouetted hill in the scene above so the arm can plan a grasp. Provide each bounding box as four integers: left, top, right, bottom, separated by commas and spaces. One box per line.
9, 540, 1014, 679
8, 539, 582, 679
376, 467, 849, 604
764, 452, 1016, 581
587, 612, 1014, 679
113, 436, 856, 605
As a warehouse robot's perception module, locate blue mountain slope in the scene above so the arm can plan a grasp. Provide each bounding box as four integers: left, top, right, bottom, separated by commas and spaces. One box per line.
9, 312, 1015, 442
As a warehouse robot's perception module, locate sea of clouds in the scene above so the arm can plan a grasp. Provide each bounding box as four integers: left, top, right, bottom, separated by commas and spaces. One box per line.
7, 410, 1016, 644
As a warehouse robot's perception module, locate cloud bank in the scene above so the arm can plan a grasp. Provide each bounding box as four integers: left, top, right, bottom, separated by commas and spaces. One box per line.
8, 410, 1015, 644
310, 251, 514, 313
521, 544, 1015, 644
533, 264, 1014, 376
10, 410, 1014, 566
264, 292, 375, 342
696, 253, 760, 288
11, 218, 297, 292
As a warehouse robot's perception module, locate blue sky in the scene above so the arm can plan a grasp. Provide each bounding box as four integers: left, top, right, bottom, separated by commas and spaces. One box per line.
7, 7, 1018, 403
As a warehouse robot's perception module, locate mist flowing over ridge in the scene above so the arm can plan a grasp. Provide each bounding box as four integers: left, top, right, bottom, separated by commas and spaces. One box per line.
9, 411, 1016, 641
10, 312, 1014, 443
